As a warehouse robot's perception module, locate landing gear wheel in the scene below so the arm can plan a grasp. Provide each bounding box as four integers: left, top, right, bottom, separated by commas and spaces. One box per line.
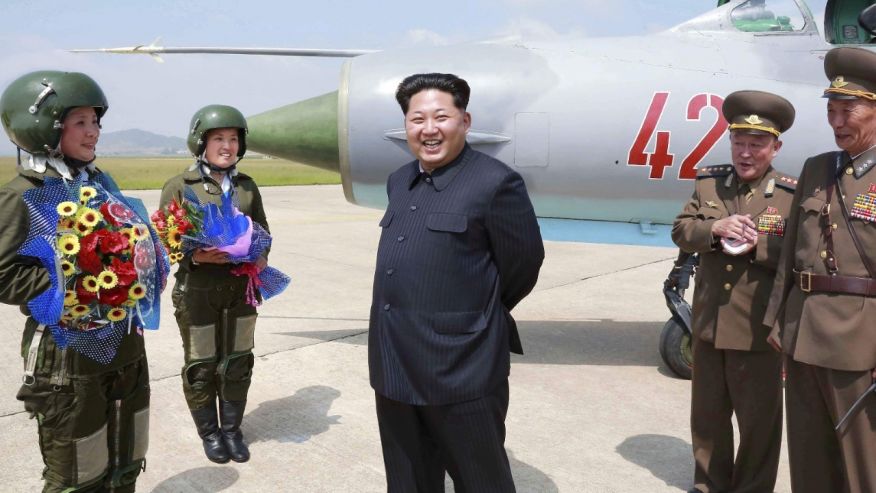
659, 318, 693, 380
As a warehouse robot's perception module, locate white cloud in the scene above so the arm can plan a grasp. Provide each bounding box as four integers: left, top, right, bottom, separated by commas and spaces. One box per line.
405, 29, 451, 46
494, 17, 587, 41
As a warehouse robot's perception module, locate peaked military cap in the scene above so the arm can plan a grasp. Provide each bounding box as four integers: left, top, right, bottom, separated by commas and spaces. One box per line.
722, 90, 795, 138
823, 47, 876, 101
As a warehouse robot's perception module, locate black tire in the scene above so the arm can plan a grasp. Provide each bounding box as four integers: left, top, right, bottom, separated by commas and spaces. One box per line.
659, 318, 693, 380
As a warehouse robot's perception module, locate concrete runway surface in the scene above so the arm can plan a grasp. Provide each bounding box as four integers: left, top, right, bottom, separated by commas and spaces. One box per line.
0, 185, 791, 492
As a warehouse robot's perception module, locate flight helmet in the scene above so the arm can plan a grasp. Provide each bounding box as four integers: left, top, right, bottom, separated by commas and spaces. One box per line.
187, 104, 248, 158
0, 70, 108, 155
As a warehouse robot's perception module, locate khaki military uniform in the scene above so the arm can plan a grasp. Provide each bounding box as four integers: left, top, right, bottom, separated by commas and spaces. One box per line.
159, 165, 269, 411
673, 165, 796, 493
765, 150, 876, 493
0, 166, 150, 493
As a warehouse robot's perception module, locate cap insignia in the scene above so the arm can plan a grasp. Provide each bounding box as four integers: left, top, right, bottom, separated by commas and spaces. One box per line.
832, 76, 849, 88
744, 114, 763, 125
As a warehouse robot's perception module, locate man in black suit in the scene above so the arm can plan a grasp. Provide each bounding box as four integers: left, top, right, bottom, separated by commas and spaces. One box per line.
369, 73, 544, 492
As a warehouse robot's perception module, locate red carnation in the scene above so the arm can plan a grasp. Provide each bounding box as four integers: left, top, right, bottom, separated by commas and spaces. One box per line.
101, 286, 129, 306
100, 202, 122, 227
109, 257, 138, 286
97, 230, 129, 254
75, 280, 98, 305
150, 210, 167, 230
78, 232, 104, 275
168, 199, 187, 220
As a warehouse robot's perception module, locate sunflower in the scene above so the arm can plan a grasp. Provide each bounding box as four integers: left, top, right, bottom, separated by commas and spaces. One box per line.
82, 275, 100, 293
167, 226, 182, 248
169, 252, 184, 264
121, 229, 135, 246
74, 222, 92, 236
63, 290, 78, 307
107, 308, 127, 322
57, 218, 76, 231
61, 260, 76, 277
79, 186, 97, 203
124, 299, 137, 307
98, 270, 119, 289
77, 207, 102, 228
56, 201, 78, 217
58, 234, 80, 255
69, 304, 91, 318
128, 283, 146, 300
133, 224, 150, 240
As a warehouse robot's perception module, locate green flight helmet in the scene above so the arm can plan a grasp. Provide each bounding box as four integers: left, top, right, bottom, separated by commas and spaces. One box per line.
0, 70, 108, 155
187, 104, 248, 158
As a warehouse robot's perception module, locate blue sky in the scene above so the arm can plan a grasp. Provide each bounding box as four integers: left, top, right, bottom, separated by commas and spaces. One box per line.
0, 1, 818, 155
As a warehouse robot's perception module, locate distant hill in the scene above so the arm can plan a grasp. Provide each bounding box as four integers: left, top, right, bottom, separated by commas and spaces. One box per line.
0, 129, 271, 157
98, 129, 188, 156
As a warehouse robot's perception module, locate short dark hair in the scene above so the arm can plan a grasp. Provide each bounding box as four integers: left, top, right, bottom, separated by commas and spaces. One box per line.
395, 73, 470, 114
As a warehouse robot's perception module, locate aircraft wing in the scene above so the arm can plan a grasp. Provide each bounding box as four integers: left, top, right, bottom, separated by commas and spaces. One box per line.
69, 42, 378, 60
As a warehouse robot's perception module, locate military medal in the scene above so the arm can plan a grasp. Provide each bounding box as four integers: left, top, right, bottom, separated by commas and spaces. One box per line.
757, 206, 785, 236
764, 178, 775, 197
850, 184, 876, 222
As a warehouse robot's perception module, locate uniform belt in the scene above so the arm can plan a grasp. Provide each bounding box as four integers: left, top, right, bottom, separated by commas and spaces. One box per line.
795, 269, 876, 296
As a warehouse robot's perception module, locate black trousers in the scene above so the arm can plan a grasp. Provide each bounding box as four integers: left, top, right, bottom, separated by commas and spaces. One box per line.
375, 379, 515, 493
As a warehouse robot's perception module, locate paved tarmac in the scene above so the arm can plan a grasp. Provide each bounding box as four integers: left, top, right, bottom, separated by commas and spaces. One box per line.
0, 185, 791, 492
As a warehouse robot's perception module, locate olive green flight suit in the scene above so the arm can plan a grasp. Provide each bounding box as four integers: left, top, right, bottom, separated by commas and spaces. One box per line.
0, 166, 151, 493
159, 165, 269, 410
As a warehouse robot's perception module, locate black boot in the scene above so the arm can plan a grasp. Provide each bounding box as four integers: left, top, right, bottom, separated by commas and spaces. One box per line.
219, 400, 250, 463
190, 405, 231, 464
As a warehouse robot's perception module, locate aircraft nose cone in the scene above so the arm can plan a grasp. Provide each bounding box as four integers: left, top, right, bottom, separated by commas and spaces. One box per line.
246, 91, 339, 172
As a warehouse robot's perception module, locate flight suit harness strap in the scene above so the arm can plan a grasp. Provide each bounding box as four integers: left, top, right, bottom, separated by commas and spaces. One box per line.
22, 323, 45, 385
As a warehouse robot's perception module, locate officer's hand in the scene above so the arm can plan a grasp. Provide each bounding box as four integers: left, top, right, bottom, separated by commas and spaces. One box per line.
872, 368, 875, 381
711, 214, 758, 243
767, 331, 782, 352
193, 248, 229, 264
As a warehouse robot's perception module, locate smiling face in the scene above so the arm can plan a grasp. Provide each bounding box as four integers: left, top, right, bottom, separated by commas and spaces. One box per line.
827, 98, 876, 155
403, 89, 471, 173
203, 128, 240, 168
730, 132, 781, 183
59, 107, 100, 162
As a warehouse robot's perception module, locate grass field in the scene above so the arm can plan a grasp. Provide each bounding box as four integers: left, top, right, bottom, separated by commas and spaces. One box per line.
0, 156, 341, 189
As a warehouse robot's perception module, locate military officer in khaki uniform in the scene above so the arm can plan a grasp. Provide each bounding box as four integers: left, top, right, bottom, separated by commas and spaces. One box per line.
160, 105, 269, 464
765, 47, 876, 493
673, 90, 797, 493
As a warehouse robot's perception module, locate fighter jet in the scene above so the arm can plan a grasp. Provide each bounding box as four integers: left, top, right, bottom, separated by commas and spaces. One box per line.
74, 0, 875, 378
74, 0, 869, 248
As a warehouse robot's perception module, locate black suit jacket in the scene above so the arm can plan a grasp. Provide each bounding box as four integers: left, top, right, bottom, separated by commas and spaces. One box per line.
368, 144, 544, 405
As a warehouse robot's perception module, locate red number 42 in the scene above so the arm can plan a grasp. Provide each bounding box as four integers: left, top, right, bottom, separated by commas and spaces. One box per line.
627, 92, 728, 180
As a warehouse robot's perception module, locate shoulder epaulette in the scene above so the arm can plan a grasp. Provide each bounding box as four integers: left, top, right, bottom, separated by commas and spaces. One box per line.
696, 165, 733, 179
773, 171, 798, 191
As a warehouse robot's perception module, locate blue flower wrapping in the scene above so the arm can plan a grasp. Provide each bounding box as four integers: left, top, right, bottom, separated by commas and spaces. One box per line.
17, 173, 170, 364
182, 186, 290, 301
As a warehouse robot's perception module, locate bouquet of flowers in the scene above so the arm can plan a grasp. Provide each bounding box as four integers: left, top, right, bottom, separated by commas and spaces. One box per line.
18, 173, 169, 364
151, 187, 290, 306
149, 198, 202, 265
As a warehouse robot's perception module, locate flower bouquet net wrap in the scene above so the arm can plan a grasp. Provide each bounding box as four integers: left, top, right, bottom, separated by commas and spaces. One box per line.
18, 173, 170, 364
151, 186, 290, 306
